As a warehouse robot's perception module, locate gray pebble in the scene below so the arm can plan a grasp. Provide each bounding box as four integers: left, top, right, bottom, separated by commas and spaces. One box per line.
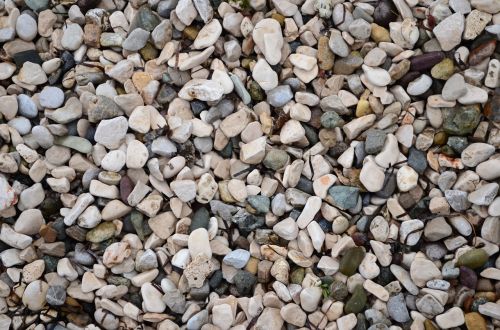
17, 94, 38, 118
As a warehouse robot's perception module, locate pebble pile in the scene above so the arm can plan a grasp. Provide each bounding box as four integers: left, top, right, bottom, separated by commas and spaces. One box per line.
0, 0, 499, 328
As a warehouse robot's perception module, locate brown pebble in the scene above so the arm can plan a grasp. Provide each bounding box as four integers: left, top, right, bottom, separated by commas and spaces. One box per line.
468, 39, 497, 66
465, 312, 487, 330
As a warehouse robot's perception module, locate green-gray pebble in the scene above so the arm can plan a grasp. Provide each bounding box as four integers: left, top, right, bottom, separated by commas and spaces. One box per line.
456, 249, 488, 269
263, 149, 290, 170
328, 186, 360, 210
339, 247, 366, 276
321, 111, 345, 129
247, 195, 270, 214
86, 222, 116, 243
54, 136, 93, 154
344, 285, 367, 314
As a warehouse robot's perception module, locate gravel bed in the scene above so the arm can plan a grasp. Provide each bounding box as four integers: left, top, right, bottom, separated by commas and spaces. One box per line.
0, 0, 499, 329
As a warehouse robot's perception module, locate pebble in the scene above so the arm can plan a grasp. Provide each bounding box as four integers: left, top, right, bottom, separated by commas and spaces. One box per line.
433, 13, 465, 51
223, 249, 250, 269
16, 14, 37, 41
61, 24, 84, 50
387, 293, 410, 322
253, 58, 278, 91
407, 74, 432, 95
436, 307, 465, 329
0, 0, 495, 328
252, 19, 283, 65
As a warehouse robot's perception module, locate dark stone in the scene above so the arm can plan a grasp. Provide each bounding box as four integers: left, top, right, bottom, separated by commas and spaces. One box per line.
46, 286, 66, 306
48, 69, 62, 85
13, 50, 42, 67
373, 0, 398, 27
344, 285, 367, 314
87, 96, 123, 123
321, 111, 345, 129
296, 177, 314, 195
303, 124, 319, 145
408, 197, 432, 220
339, 247, 366, 276
398, 71, 422, 88
232, 210, 265, 234
219, 140, 232, 158
61, 51, 75, 74
157, 0, 177, 17
131, 210, 152, 240
409, 52, 446, 72
471, 297, 489, 312
468, 39, 497, 66
459, 266, 478, 289
328, 186, 360, 210
375, 173, 396, 199
248, 80, 265, 102
484, 94, 500, 122
356, 216, 370, 232
51, 219, 67, 240
456, 248, 489, 269
407, 148, 427, 174
157, 84, 177, 104
190, 101, 206, 116
443, 105, 481, 136
209, 270, 223, 289
190, 281, 210, 301
318, 218, 332, 232
76, 0, 100, 12
129, 6, 161, 32
376, 267, 395, 286
447, 136, 469, 154
330, 280, 349, 301
365, 129, 387, 154
43, 255, 59, 273
40, 197, 63, 220
355, 313, 368, 330
233, 270, 257, 296
329, 142, 349, 157
354, 142, 366, 168
120, 176, 134, 203
247, 195, 270, 214
190, 207, 210, 232
352, 232, 369, 246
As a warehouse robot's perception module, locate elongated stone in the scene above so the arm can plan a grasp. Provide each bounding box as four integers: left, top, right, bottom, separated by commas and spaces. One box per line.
409, 52, 445, 72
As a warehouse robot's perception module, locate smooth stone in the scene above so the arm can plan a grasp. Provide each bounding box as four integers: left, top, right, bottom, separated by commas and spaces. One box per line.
407, 74, 432, 95
433, 13, 465, 51
456, 249, 488, 269
344, 285, 367, 314
436, 307, 465, 329
223, 249, 250, 269
339, 247, 365, 276
267, 85, 293, 107
328, 186, 359, 210
387, 293, 410, 322
252, 58, 278, 91
17, 94, 37, 118
252, 18, 284, 65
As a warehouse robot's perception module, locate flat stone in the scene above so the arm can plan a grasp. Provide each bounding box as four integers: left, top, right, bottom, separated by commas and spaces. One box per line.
433, 13, 464, 51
